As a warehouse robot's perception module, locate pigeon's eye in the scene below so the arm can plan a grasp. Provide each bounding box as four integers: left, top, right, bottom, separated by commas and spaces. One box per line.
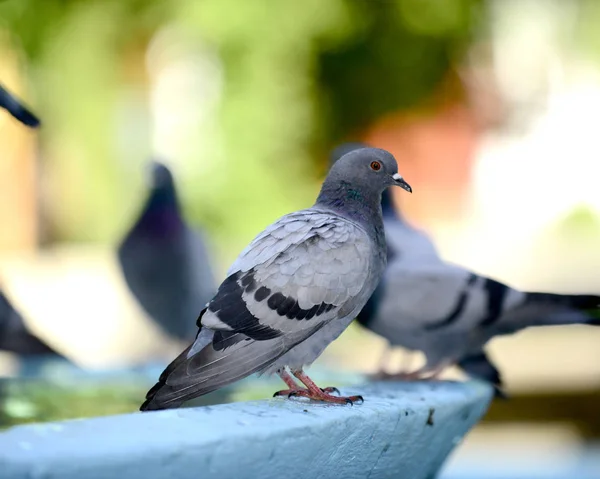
370, 161, 382, 171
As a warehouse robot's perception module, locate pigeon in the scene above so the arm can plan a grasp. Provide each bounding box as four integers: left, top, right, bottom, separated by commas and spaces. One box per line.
0, 84, 40, 128
118, 161, 217, 343
0, 86, 51, 357
0, 289, 62, 356
140, 147, 412, 410
332, 143, 600, 395
456, 352, 504, 397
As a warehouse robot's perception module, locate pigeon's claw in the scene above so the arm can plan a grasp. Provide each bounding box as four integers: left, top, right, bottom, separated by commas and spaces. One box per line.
274, 369, 362, 405
272, 388, 305, 398
294, 369, 363, 405
320, 386, 340, 395
272, 386, 341, 398
281, 388, 360, 405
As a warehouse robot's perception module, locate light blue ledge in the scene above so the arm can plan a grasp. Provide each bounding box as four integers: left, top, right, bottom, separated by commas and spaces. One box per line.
0, 381, 492, 479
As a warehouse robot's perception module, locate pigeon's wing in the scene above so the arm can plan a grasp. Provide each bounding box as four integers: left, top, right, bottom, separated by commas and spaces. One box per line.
141, 210, 373, 410
378, 261, 525, 335
376, 258, 600, 365
0, 85, 40, 128
200, 210, 372, 342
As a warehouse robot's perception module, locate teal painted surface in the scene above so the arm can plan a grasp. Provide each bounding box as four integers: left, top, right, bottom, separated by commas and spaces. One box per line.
0, 381, 492, 479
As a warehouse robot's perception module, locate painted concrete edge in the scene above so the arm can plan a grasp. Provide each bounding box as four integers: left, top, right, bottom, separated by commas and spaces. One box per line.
0, 380, 493, 479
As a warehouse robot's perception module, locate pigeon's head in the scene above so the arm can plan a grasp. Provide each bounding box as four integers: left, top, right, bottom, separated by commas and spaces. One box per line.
133, 160, 182, 234
318, 147, 411, 218
329, 142, 369, 167
329, 143, 406, 218
328, 147, 412, 194
146, 161, 175, 191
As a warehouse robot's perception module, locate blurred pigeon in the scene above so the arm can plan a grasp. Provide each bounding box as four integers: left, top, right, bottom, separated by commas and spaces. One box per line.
118, 161, 217, 343
0, 84, 40, 128
140, 147, 412, 410
0, 289, 62, 356
456, 352, 505, 398
332, 143, 600, 396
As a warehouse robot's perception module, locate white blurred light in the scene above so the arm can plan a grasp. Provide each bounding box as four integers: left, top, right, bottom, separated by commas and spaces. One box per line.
146, 26, 224, 175
447, 0, 600, 288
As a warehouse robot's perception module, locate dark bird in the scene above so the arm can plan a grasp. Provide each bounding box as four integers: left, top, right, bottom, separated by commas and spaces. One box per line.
118, 161, 217, 343
140, 147, 412, 410
0, 84, 40, 128
0, 84, 50, 357
331, 142, 600, 397
0, 289, 61, 356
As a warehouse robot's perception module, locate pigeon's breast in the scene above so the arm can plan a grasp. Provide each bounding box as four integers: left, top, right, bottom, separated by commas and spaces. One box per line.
260, 227, 386, 374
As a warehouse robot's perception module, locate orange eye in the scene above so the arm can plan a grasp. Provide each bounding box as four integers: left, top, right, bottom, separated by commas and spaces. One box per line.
370, 161, 381, 171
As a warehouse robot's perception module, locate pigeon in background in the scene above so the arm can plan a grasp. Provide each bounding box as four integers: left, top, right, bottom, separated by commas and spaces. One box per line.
140, 147, 412, 410
331, 142, 600, 396
0, 84, 40, 128
0, 90, 49, 357
118, 161, 217, 343
456, 352, 504, 396
0, 290, 62, 356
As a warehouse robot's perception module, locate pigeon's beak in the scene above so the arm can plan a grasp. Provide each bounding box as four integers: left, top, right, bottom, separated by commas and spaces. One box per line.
392, 173, 412, 193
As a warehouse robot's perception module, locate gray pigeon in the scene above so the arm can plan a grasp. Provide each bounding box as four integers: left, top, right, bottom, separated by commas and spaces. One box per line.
118, 161, 217, 343
140, 147, 412, 410
0, 290, 62, 357
332, 143, 600, 396
0, 84, 40, 128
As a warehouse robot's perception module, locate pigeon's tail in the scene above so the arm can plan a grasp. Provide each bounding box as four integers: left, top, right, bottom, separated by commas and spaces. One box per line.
457, 351, 507, 399
521, 293, 600, 327
140, 343, 195, 411
140, 321, 286, 411
0, 85, 41, 128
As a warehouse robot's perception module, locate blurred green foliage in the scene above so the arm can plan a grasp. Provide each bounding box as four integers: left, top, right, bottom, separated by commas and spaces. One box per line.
319, 0, 484, 141
574, 0, 600, 59
0, 0, 485, 264
0, 376, 232, 428
0, 380, 145, 428
0, 365, 362, 427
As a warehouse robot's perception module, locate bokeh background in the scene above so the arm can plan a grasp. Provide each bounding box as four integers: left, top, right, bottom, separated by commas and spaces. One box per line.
2, 0, 600, 477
